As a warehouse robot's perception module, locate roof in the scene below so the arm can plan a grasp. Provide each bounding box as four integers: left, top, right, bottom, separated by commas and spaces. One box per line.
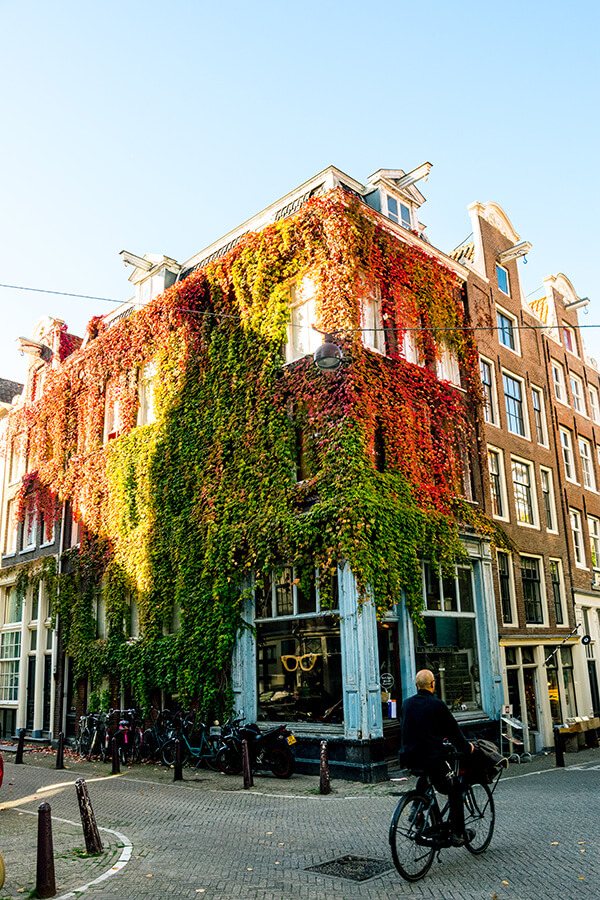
0, 379, 23, 404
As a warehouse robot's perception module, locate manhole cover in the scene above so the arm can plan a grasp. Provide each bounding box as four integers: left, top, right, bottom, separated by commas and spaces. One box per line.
306, 855, 393, 882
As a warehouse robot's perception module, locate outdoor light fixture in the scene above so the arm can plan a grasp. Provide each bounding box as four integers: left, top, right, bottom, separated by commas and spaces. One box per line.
119, 250, 153, 271
394, 162, 432, 190
314, 335, 344, 371
497, 240, 532, 264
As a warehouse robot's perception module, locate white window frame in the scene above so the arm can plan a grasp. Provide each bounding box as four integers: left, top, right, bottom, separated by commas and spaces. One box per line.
531, 385, 548, 446
496, 264, 510, 296
539, 466, 558, 533
39, 512, 55, 548
511, 455, 539, 529
437, 347, 461, 387
399, 329, 419, 365
549, 558, 567, 628
285, 277, 321, 364
579, 436, 597, 492
570, 508, 587, 569
520, 554, 548, 627
0, 629, 21, 703
551, 360, 568, 405
254, 566, 337, 621
589, 385, 600, 424
497, 550, 517, 626
562, 324, 578, 357
559, 427, 578, 483
360, 283, 386, 354
137, 361, 157, 426
480, 356, 499, 426
22, 504, 36, 552
8, 439, 26, 486
497, 305, 519, 354
386, 194, 412, 230
3, 499, 18, 556
488, 446, 509, 521
570, 372, 587, 416
502, 369, 530, 439
588, 516, 600, 572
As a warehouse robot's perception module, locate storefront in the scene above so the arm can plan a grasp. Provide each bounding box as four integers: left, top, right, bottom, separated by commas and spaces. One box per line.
232, 536, 502, 781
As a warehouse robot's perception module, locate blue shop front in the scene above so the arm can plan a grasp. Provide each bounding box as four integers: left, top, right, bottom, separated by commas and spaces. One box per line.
232, 534, 503, 782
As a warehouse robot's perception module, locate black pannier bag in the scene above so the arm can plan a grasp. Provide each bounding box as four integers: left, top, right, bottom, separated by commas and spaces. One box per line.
463, 739, 508, 785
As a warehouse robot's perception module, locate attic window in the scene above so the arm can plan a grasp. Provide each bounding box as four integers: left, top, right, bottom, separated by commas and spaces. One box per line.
386, 195, 411, 229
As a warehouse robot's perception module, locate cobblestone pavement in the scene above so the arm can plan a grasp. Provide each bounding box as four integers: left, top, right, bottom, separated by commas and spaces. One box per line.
1, 746, 599, 900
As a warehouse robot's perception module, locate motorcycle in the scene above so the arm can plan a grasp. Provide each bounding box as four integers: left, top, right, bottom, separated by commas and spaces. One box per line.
216, 719, 296, 779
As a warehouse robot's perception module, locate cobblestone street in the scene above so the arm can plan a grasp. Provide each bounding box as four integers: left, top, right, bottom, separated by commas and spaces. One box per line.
1, 747, 599, 900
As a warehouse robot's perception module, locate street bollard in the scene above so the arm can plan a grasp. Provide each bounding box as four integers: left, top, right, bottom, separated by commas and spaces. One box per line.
15, 728, 26, 765
75, 778, 103, 855
111, 737, 120, 775
242, 739, 253, 789
319, 740, 331, 795
554, 726, 565, 768
173, 738, 183, 781
55, 732, 65, 770
36, 801, 56, 898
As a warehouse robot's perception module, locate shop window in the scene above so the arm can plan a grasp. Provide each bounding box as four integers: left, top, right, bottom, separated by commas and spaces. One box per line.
378, 623, 402, 721
417, 563, 480, 711
255, 568, 341, 724
505, 646, 539, 738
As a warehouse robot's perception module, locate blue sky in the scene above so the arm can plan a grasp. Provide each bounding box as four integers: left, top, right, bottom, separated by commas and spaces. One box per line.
2, 0, 599, 383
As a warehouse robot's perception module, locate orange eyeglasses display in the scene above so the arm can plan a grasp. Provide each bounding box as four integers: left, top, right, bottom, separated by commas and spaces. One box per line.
281, 653, 318, 672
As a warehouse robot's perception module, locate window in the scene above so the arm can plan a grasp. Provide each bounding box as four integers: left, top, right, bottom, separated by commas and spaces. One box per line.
360, 286, 386, 353
531, 387, 547, 445
560, 428, 576, 482
488, 448, 507, 519
579, 437, 596, 491
511, 458, 536, 526
496, 264, 510, 295
255, 567, 342, 724
137, 361, 157, 426
437, 348, 461, 386
387, 195, 411, 229
504, 646, 539, 741
549, 560, 565, 626
551, 361, 567, 403
588, 385, 600, 423
4, 587, 23, 624
588, 516, 600, 571
497, 309, 517, 351
540, 467, 557, 531
570, 373, 586, 415
521, 556, 544, 624
417, 563, 481, 711
39, 512, 55, 546
497, 552, 515, 625
286, 277, 321, 363
3, 500, 17, 555
22, 505, 36, 550
480, 358, 498, 425
8, 437, 26, 485
0, 631, 21, 702
503, 372, 527, 436
399, 329, 419, 365
570, 508, 586, 568
103, 397, 122, 443
563, 325, 577, 356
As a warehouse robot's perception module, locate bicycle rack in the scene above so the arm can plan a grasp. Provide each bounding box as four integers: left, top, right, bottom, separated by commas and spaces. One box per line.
499, 714, 531, 763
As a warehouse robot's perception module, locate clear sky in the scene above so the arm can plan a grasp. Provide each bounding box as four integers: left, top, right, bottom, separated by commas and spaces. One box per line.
2, 0, 599, 384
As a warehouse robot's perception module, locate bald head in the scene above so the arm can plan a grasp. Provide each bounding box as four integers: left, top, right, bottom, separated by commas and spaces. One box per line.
416, 669, 435, 692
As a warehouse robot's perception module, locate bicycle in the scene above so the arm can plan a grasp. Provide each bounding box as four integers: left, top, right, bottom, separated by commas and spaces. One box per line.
76, 714, 93, 757
389, 752, 502, 881
161, 717, 221, 771
87, 711, 107, 761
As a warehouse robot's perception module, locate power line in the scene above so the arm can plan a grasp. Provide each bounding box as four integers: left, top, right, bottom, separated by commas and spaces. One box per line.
0, 283, 122, 304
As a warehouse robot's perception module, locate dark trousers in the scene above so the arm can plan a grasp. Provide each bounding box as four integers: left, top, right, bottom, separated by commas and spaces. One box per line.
416, 759, 465, 836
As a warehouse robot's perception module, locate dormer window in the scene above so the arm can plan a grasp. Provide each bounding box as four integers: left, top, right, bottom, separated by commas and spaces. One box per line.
386, 195, 412, 230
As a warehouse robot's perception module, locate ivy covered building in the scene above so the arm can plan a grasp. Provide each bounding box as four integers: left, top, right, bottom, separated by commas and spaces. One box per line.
1, 165, 508, 778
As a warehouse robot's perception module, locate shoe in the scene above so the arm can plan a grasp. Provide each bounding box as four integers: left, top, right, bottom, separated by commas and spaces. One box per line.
450, 828, 475, 847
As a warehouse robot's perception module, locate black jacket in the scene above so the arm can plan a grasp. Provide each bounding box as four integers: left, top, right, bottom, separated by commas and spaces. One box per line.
400, 689, 470, 767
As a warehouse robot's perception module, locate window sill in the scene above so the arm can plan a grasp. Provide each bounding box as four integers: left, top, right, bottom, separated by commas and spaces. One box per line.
20, 546, 36, 554
515, 521, 540, 530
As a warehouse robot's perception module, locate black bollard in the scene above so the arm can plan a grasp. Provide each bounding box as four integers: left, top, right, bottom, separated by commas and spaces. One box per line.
15, 728, 26, 765
242, 739, 253, 789
319, 740, 331, 795
55, 732, 65, 770
554, 726, 565, 768
111, 737, 120, 775
173, 738, 183, 781
36, 801, 56, 898
75, 778, 103, 855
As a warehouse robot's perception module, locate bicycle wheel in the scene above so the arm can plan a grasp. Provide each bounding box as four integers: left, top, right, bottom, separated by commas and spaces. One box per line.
140, 729, 157, 761
162, 739, 190, 767
217, 744, 243, 776
389, 791, 439, 882
463, 782, 494, 854
77, 729, 92, 757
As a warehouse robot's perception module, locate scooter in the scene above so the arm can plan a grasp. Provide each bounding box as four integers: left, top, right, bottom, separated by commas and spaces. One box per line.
217, 719, 296, 778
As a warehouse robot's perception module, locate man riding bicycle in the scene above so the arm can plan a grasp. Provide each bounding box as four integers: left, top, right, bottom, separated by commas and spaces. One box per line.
400, 668, 474, 846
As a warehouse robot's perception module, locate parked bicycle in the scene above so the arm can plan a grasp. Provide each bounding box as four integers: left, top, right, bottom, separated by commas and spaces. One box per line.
161, 715, 221, 770
105, 709, 143, 765
389, 744, 505, 881
140, 707, 176, 761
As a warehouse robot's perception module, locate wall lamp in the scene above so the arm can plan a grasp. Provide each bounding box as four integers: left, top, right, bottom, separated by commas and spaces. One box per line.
314, 334, 344, 371
120, 250, 152, 271
497, 240, 532, 264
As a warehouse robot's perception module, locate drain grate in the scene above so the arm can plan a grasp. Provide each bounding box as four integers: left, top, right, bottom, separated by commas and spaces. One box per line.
306, 854, 393, 882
